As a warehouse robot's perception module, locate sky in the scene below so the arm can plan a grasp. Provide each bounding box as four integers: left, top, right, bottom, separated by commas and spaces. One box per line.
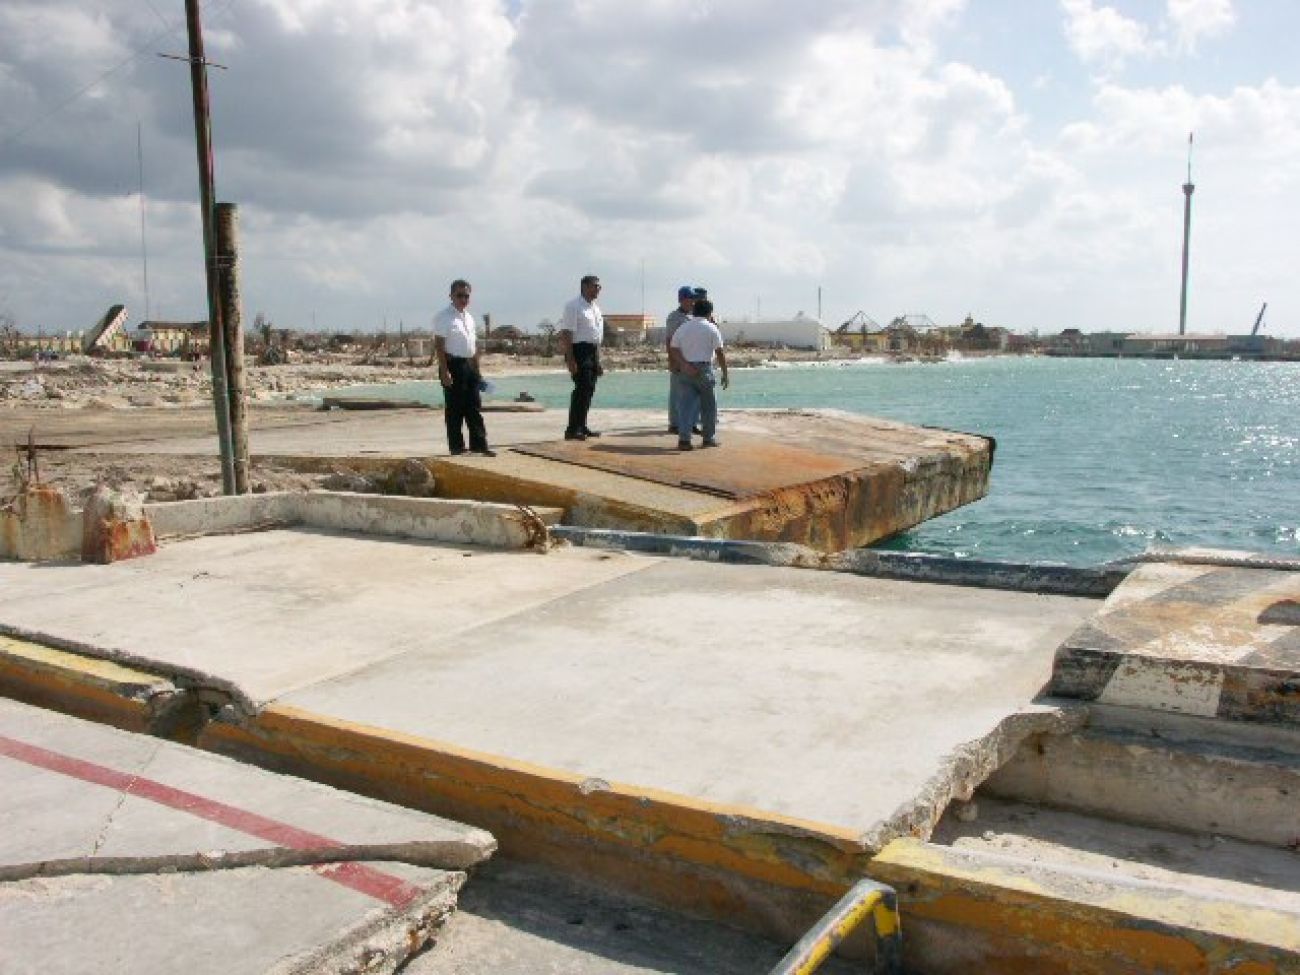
1, 0, 1298, 338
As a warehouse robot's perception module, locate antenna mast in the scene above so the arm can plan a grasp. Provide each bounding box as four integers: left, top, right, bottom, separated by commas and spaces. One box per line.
137, 122, 151, 322
1178, 132, 1195, 336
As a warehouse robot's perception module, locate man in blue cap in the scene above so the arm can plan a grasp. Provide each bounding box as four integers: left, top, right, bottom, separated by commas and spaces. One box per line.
664, 286, 694, 433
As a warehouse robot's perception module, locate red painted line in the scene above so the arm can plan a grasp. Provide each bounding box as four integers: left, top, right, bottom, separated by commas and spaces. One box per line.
0, 732, 425, 908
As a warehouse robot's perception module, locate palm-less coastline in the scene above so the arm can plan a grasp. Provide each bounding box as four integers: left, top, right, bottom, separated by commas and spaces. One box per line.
345, 355, 1300, 567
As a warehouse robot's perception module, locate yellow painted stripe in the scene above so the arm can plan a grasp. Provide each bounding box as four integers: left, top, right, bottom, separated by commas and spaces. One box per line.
0, 636, 177, 732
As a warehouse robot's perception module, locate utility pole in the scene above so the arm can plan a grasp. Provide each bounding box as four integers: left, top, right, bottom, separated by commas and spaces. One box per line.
1178, 132, 1195, 337
184, 0, 236, 494
215, 203, 249, 493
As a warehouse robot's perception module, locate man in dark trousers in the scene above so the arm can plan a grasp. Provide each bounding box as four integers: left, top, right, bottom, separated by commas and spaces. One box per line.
433, 279, 494, 456
560, 274, 605, 441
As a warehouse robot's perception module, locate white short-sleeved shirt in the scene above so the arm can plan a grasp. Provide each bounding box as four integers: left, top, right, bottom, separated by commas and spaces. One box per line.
561, 296, 603, 345
432, 304, 477, 358
670, 316, 724, 363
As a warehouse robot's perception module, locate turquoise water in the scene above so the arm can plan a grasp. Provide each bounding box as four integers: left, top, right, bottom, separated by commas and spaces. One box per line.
341, 357, 1300, 567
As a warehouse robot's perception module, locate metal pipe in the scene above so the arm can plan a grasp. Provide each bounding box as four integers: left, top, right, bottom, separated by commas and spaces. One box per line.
767, 878, 902, 975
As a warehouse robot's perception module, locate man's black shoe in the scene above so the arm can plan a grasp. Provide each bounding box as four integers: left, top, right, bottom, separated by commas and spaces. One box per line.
564, 431, 587, 441
582, 429, 601, 438
473, 448, 497, 457
677, 441, 693, 451
449, 448, 468, 456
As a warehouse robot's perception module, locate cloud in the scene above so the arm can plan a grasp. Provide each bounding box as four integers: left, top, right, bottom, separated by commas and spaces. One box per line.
0, 0, 1295, 337
1061, 0, 1154, 68
1166, 0, 1235, 52
1060, 0, 1238, 71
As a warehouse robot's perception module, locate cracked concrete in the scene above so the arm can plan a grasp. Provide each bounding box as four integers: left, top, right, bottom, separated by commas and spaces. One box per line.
0, 698, 495, 975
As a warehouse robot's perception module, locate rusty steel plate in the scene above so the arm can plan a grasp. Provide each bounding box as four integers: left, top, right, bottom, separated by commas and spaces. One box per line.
512, 430, 864, 501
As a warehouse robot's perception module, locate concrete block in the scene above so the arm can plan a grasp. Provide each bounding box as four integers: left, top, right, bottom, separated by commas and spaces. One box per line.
144, 491, 563, 551
295, 492, 561, 549
80, 485, 156, 563
1051, 559, 1300, 726
145, 492, 298, 538
0, 485, 81, 561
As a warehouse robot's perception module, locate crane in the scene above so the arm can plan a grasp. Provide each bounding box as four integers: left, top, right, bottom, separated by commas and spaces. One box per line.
1251, 302, 1267, 336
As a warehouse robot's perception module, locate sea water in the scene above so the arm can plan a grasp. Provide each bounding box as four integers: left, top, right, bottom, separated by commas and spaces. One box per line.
340, 357, 1300, 567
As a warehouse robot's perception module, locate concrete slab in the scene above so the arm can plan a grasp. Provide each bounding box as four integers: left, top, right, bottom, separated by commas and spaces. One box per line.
0, 530, 1091, 844
277, 552, 1088, 835
33, 406, 991, 552
1050, 556, 1300, 724
0, 531, 652, 711
514, 430, 866, 499
0, 699, 494, 975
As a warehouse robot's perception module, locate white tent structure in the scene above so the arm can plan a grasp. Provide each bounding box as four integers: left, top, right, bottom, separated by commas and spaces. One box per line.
717, 313, 829, 351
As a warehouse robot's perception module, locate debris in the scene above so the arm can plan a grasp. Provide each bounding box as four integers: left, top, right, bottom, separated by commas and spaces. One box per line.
952, 800, 979, 823
320, 470, 377, 494
381, 459, 436, 497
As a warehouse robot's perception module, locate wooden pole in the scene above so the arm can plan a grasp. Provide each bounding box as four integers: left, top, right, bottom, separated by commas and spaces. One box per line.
185, 0, 236, 494
215, 202, 250, 493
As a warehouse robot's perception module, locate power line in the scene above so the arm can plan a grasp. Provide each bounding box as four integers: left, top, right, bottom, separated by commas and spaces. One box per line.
0, 0, 235, 153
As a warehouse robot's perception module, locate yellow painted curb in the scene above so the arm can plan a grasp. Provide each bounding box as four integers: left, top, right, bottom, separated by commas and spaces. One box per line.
871, 838, 1299, 974
0, 636, 185, 734
200, 703, 875, 938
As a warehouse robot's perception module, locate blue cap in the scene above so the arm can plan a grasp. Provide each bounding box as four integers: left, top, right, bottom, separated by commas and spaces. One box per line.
692, 286, 708, 298
677, 285, 695, 300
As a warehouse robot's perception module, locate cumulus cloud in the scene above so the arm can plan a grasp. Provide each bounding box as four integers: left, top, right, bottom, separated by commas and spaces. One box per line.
1060, 0, 1238, 70
1166, 0, 1236, 52
1061, 0, 1154, 68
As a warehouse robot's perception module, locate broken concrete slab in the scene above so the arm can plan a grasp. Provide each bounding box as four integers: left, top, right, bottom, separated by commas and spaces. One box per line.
0, 698, 494, 975
32, 406, 992, 553
1050, 555, 1300, 725
0, 528, 1094, 942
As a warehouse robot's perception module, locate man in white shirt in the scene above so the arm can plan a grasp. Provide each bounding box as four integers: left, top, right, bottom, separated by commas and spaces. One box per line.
432, 278, 494, 456
559, 274, 604, 441
664, 285, 695, 433
668, 298, 730, 450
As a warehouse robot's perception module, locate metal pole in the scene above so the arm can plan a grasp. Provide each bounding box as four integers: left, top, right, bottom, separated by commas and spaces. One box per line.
185, 0, 236, 494
215, 203, 250, 493
1178, 134, 1195, 337
137, 122, 151, 322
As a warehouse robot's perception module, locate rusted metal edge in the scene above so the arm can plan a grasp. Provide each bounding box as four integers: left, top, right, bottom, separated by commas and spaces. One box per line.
550, 527, 1128, 597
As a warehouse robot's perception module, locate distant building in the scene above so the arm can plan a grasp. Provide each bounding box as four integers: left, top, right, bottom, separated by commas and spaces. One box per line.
603, 313, 657, 347
718, 314, 829, 351
139, 320, 209, 356
1122, 332, 1285, 357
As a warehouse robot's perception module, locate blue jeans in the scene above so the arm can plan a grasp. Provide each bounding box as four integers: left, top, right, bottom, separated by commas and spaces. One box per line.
674, 363, 717, 441
669, 371, 698, 429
